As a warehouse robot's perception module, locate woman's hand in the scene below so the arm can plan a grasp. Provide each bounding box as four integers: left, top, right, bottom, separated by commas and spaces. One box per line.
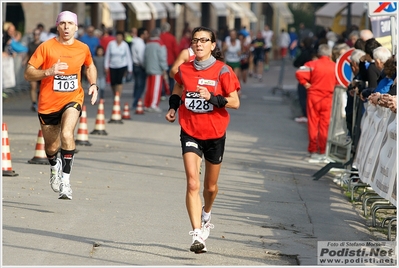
165, 108, 176, 123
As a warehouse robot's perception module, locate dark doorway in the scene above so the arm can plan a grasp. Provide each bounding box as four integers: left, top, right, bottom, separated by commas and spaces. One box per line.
5, 3, 25, 34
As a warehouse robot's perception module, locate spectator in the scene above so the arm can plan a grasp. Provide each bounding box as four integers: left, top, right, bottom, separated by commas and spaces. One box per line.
346, 49, 366, 137
261, 24, 273, 71
368, 47, 394, 100
179, 29, 192, 51
293, 37, 317, 123
99, 28, 115, 53
131, 27, 149, 109
346, 31, 360, 47
278, 28, 290, 59
2, 31, 16, 90
93, 45, 106, 99
36, 23, 49, 42
160, 22, 180, 98
104, 31, 133, 98
47, 27, 57, 40
288, 27, 298, 59
4, 22, 28, 88
298, 22, 313, 44
143, 28, 168, 112
332, 43, 350, 62
360, 29, 374, 41
27, 28, 43, 111
295, 44, 337, 163
80, 25, 100, 56
326, 31, 338, 49
359, 38, 382, 100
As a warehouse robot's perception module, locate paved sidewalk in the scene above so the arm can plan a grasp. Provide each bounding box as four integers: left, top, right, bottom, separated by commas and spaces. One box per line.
2, 59, 384, 266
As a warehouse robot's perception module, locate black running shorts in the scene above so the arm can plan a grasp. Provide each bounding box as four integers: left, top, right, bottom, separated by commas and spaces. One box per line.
180, 129, 226, 164
38, 102, 82, 125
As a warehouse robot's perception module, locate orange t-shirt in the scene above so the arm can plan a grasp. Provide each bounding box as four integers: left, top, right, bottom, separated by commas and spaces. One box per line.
28, 38, 93, 114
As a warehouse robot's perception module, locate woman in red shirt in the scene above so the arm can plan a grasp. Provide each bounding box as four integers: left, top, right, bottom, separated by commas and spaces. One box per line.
165, 26, 240, 253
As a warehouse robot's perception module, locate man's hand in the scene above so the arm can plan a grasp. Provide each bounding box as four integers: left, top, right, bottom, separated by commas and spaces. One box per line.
88, 84, 98, 105
45, 59, 68, 76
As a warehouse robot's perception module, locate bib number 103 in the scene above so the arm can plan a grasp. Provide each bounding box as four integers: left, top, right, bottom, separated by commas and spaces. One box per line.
53, 74, 78, 92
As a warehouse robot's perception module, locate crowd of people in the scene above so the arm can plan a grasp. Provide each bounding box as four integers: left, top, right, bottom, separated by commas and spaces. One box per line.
3, 20, 313, 112
294, 27, 396, 163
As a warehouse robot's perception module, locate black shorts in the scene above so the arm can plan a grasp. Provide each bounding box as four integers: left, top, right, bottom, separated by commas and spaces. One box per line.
38, 102, 82, 125
180, 129, 226, 164
110, 66, 127, 86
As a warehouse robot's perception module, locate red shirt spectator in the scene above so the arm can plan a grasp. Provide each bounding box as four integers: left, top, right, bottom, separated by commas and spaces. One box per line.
160, 22, 179, 66
179, 30, 192, 52
100, 28, 115, 52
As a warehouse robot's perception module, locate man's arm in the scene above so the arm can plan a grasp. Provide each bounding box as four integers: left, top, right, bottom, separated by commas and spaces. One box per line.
86, 61, 98, 105
24, 59, 68, 81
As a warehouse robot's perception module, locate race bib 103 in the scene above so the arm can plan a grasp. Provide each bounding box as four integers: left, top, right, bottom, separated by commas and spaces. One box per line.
53, 74, 78, 92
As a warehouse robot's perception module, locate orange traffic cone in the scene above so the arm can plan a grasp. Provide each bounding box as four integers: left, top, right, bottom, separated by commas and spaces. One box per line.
91, 98, 108, 135
109, 92, 123, 124
122, 103, 131, 120
135, 98, 144, 115
28, 129, 49, 165
2, 123, 18, 176
75, 105, 92, 146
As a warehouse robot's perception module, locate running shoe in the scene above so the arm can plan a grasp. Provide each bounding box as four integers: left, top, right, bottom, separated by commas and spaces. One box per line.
58, 183, 73, 200
201, 208, 214, 240
189, 230, 207, 253
294, 116, 308, 123
49, 158, 62, 193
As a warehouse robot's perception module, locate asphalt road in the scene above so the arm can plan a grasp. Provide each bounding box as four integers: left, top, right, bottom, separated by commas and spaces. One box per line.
2, 60, 381, 267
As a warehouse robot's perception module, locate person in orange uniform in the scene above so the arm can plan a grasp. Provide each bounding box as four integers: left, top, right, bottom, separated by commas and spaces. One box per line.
295, 44, 338, 162
24, 11, 98, 200
165, 26, 240, 253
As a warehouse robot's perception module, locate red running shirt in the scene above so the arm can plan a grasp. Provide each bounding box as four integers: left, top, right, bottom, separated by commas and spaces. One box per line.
175, 60, 240, 139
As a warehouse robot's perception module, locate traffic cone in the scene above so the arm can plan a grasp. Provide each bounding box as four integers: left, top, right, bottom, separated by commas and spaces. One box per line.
90, 98, 108, 135
108, 92, 123, 124
2, 123, 18, 176
75, 105, 92, 146
122, 102, 131, 120
28, 129, 49, 165
135, 99, 144, 115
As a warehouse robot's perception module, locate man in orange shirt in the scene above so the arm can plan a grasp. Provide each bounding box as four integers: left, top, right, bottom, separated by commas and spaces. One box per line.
24, 11, 98, 200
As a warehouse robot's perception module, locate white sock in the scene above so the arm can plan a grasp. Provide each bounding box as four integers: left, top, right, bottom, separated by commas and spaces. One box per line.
194, 228, 202, 235
202, 209, 211, 222
62, 173, 70, 184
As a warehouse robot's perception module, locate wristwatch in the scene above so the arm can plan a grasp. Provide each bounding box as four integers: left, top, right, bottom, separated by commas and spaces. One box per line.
90, 83, 99, 90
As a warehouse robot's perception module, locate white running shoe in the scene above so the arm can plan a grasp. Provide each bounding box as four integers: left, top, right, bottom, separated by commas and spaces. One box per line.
58, 183, 73, 200
201, 208, 214, 240
189, 230, 207, 253
49, 158, 62, 193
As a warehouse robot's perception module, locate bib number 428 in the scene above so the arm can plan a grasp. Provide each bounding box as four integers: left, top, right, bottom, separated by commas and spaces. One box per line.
185, 98, 214, 113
